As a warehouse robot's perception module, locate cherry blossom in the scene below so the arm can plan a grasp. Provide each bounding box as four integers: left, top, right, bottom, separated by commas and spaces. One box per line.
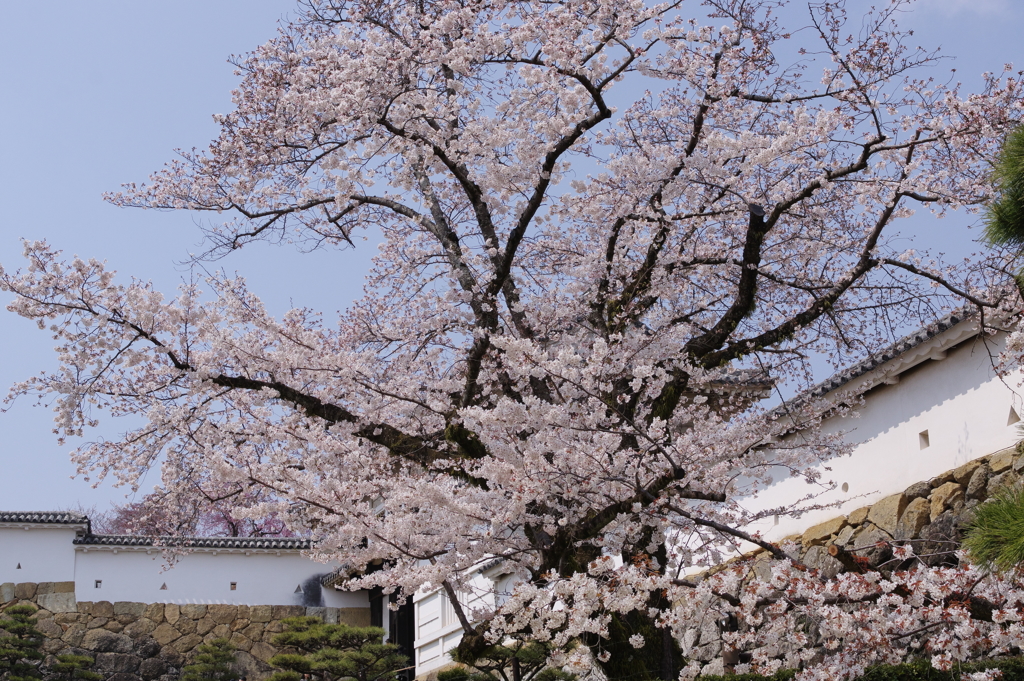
3, 0, 1024, 678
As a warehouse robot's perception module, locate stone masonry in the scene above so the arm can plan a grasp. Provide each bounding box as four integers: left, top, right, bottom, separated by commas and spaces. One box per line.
0, 584, 371, 681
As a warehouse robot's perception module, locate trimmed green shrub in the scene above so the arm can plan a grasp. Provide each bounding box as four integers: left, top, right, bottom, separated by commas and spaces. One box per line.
268, 616, 408, 681
180, 638, 238, 681
50, 654, 102, 681
446, 640, 576, 681
963, 485, 1024, 574
0, 604, 45, 681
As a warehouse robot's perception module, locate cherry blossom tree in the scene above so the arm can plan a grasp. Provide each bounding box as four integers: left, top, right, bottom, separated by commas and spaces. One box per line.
3, 0, 1024, 678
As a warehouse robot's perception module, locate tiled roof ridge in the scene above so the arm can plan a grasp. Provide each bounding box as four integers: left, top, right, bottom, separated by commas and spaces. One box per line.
772, 307, 976, 419
73, 533, 312, 550
0, 511, 90, 525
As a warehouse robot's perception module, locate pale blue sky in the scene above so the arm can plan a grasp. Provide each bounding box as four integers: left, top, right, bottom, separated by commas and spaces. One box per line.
0, 0, 1020, 511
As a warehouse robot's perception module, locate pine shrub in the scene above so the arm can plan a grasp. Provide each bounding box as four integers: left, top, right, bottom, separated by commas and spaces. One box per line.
0, 604, 45, 681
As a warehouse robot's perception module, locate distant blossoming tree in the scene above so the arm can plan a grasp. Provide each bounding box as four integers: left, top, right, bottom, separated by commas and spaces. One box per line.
3, 0, 1024, 678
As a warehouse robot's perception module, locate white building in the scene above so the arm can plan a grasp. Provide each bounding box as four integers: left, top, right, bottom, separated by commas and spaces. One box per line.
747, 311, 1022, 542
0, 512, 366, 611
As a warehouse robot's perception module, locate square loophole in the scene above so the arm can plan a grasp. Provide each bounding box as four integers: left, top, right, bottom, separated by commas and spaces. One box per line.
230, 582, 237, 591
94, 580, 102, 589
919, 430, 930, 450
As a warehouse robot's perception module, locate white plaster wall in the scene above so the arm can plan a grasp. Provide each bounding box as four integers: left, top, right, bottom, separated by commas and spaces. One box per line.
0, 526, 79, 584
414, 568, 506, 674
746, 333, 1023, 541
74, 548, 368, 608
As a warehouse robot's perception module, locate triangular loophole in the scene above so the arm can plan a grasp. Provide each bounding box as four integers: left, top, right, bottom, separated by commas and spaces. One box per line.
159, 583, 168, 590
1009, 406, 1021, 426
16, 563, 21, 569
294, 584, 303, 594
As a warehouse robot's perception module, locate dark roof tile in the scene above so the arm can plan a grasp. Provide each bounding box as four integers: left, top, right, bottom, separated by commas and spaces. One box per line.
73, 534, 312, 550
0, 511, 89, 525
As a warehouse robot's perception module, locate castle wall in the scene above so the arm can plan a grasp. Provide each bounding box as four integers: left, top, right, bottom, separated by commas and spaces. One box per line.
73, 548, 367, 608
749, 331, 1023, 542
0, 581, 372, 681
0, 525, 78, 584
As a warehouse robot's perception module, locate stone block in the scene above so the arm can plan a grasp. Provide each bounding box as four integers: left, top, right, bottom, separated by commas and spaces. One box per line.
337, 608, 372, 627
250, 642, 278, 663
229, 632, 253, 652
322, 608, 339, 625
852, 524, 893, 567
802, 516, 847, 547
105, 621, 125, 633
196, 617, 217, 636
235, 605, 249, 620
139, 657, 167, 680
305, 606, 328, 621
175, 617, 197, 636
930, 482, 964, 521
991, 447, 1015, 473
272, 605, 305, 620
848, 506, 870, 526
114, 602, 147, 618
904, 481, 931, 499
163, 604, 179, 626
14, 583, 37, 600
802, 545, 842, 579
95, 653, 142, 674
92, 601, 115, 618
53, 581, 75, 594
866, 493, 906, 535
896, 497, 931, 540
61, 623, 87, 647
953, 459, 984, 485
124, 619, 157, 638
230, 618, 251, 632
81, 629, 134, 654
967, 464, 992, 499
992, 470, 1023, 494
930, 471, 955, 488
1, 583, 15, 603
134, 637, 162, 658
37, 592, 76, 614
233, 650, 273, 680
171, 633, 203, 654
151, 624, 181, 646
249, 605, 272, 623
158, 646, 184, 666
106, 673, 142, 681
241, 623, 264, 640
210, 624, 230, 639
54, 612, 83, 624
88, 618, 109, 630
41, 637, 66, 654
208, 604, 237, 624
36, 582, 55, 595
143, 603, 164, 624
179, 604, 206, 620
1015, 452, 1024, 473
834, 524, 856, 547
36, 618, 63, 638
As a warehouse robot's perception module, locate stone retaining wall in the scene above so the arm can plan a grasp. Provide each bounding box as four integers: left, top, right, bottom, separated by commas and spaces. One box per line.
0, 583, 371, 681
685, 444, 1024, 673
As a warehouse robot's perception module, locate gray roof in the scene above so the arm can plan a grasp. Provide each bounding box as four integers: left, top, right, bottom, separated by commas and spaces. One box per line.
0, 511, 90, 525
772, 308, 975, 420
806, 309, 971, 399
74, 534, 312, 550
